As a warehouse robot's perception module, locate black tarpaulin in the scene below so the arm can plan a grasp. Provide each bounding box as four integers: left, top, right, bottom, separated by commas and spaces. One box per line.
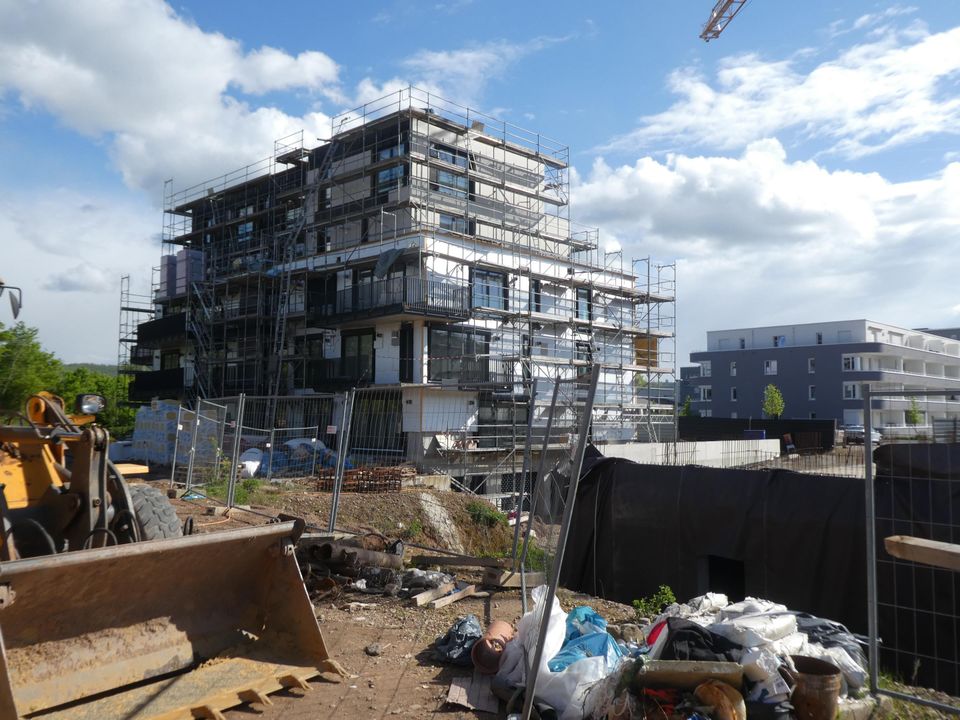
558, 458, 868, 634
374, 248, 405, 278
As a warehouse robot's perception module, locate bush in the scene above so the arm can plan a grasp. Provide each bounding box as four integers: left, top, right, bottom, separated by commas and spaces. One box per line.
203, 476, 262, 506
401, 518, 423, 540
466, 500, 508, 528
632, 584, 676, 622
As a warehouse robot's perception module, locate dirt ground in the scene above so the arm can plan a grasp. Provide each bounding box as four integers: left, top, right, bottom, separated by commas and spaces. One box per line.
157, 485, 630, 719
155, 484, 959, 720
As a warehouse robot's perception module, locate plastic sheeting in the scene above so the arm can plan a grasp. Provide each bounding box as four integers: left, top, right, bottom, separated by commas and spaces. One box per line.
558, 458, 868, 634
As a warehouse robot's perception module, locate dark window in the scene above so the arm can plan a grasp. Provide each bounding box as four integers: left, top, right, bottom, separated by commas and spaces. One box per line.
439, 212, 473, 234
428, 326, 490, 382
575, 341, 592, 380
430, 168, 469, 198
472, 269, 507, 310
576, 287, 591, 320
377, 142, 406, 161
237, 221, 253, 243
360, 217, 369, 243
429, 143, 468, 168
342, 330, 375, 380
529, 279, 542, 313
375, 165, 406, 201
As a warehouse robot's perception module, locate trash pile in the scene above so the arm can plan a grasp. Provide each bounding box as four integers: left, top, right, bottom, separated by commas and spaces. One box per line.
490, 588, 867, 720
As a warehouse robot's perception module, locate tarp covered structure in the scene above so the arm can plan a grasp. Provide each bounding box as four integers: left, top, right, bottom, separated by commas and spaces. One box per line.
559, 458, 868, 634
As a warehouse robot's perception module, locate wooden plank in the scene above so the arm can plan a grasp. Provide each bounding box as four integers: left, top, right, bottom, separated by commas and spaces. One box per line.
884, 535, 960, 571
468, 670, 499, 713
411, 582, 456, 607
411, 554, 509, 569
445, 672, 498, 714
482, 569, 545, 588
116, 464, 150, 476
429, 584, 476, 609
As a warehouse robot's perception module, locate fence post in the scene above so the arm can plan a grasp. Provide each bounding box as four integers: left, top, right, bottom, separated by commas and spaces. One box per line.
226, 393, 246, 509
185, 405, 202, 491
327, 390, 356, 532
863, 385, 880, 695
170, 405, 183, 489
266, 427, 276, 482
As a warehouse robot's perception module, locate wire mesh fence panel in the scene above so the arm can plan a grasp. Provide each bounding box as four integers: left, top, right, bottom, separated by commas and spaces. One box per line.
169, 401, 228, 488
865, 389, 960, 711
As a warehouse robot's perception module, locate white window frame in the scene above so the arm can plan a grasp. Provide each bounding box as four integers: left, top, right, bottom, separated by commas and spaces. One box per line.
700, 385, 712, 402
700, 361, 712, 378
842, 355, 861, 371
843, 382, 860, 400
730, 361, 737, 377
764, 359, 778, 375
808, 357, 815, 374
808, 385, 816, 400
731, 386, 738, 402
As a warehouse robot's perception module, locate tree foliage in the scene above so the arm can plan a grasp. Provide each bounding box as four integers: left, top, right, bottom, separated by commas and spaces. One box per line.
679, 396, 694, 417
905, 398, 923, 426
0, 322, 135, 437
0, 322, 63, 412
762, 383, 786, 419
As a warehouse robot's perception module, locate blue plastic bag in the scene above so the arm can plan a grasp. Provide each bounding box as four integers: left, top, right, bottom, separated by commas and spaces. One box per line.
548, 631, 623, 672
565, 606, 608, 642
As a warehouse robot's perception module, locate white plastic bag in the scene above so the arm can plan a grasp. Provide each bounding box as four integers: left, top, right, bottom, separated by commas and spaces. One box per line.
495, 585, 621, 720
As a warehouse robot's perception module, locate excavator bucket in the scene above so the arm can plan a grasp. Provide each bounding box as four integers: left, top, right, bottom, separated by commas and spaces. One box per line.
0, 521, 334, 719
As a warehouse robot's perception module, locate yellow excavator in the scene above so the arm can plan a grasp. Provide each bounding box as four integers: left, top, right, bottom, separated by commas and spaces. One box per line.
0, 282, 341, 719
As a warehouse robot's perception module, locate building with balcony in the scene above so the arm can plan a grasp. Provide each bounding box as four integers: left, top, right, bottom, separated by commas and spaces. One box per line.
130, 88, 676, 474
688, 320, 960, 430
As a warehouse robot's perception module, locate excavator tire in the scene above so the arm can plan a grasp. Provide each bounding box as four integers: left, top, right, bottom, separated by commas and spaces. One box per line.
128, 484, 183, 540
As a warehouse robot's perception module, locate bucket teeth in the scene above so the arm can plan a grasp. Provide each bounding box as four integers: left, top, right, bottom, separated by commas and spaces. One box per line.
278, 674, 311, 691
191, 705, 227, 720
238, 688, 274, 706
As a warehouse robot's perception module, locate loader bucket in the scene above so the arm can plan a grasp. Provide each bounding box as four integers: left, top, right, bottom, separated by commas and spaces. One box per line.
0, 521, 332, 719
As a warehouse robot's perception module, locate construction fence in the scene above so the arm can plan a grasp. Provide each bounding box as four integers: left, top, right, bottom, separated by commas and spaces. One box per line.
864, 388, 960, 712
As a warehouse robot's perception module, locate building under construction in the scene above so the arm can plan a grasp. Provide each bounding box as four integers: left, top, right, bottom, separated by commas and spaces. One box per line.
128, 88, 676, 477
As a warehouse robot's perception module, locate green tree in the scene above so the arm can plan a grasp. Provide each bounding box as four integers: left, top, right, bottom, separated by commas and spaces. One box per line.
679, 395, 693, 417
54, 366, 137, 438
0, 322, 63, 412
762, 384, 785, 419
905, 398, 923, 426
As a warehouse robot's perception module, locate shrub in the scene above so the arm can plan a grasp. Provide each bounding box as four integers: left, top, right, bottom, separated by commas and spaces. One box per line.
466, 500, 508, 528
632, 584, 676, 622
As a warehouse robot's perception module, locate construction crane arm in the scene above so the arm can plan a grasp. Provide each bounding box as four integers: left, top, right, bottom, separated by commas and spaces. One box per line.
700, 0, 748, 41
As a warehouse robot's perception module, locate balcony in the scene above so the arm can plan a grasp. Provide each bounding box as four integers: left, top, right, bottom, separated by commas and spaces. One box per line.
427, 357, 516, 388
129, 368, 185, 401
136, 312, 186, 349
305, 357, 376, 388
309, 277, 469, 325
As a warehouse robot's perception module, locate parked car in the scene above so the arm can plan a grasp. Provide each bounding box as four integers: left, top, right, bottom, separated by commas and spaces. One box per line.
843, 425, 882, 444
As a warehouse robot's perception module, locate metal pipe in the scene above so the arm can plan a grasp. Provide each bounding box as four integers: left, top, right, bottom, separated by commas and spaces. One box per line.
310, 541, 403, 570
511, 378, 539, 571
327, 390, 355, 532
522, 366, 600, 720
863, 385, 880, 695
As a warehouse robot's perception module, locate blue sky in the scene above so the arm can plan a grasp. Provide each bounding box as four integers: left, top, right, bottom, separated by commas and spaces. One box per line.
2, 0, 960, 367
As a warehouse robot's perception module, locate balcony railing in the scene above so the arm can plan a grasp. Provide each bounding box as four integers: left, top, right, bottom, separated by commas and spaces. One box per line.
136, 312, 186, 348
129, 368, 185, 401
309, 276, 469, 324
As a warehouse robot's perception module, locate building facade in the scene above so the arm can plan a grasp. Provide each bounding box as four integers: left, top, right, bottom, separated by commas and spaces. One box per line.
125, 88, 676, 477
689, 320, 960, 430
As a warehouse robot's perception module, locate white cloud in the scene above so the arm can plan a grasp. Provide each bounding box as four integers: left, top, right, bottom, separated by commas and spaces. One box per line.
400, 36, 569, 108
572, 141, 960, 363
603, 22, 960, 159
0, 0, 338, 192
0, 189, 159, 363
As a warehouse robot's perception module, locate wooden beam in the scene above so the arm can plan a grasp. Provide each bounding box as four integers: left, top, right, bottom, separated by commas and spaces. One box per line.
884, 535, 960, 571
430, 584, 476, 609
483, 569, 545, 588
411, 582, 456, 607
411, 554, 509, 569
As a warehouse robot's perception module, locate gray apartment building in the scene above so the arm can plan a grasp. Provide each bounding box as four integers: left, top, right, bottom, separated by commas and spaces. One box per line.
689, 319, 960, 430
